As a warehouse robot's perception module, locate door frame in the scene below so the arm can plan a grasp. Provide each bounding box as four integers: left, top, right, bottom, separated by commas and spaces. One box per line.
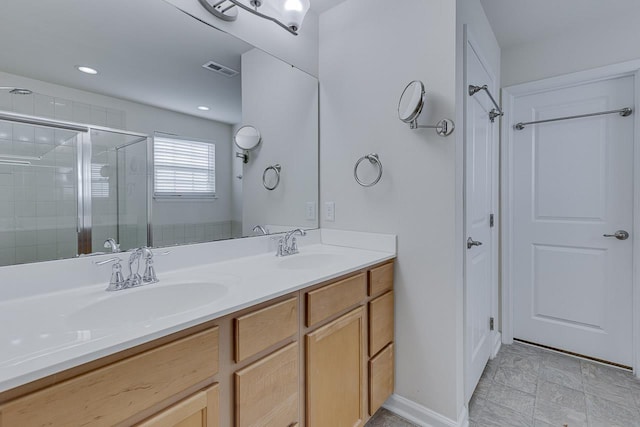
463, 27, 501, 401
501, 60, 640, 376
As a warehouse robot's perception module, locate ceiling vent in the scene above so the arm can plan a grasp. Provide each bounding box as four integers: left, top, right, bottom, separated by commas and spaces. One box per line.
202, 61, 239, 77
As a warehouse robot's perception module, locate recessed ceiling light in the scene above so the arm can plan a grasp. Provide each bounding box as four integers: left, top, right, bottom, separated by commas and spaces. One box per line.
76, 66, 98, 75
197, 106, 210, 111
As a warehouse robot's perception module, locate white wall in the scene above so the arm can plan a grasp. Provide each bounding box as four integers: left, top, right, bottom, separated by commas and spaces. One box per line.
319, 0, 461, 422
162, 0, 319, 77
501, 11, 640, 87
241, 49, 319, 236
0, 70, 234, 247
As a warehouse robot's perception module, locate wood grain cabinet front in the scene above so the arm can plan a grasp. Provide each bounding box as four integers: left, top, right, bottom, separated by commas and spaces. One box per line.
368, 262, 394, 297
234, 342, 299, 427
0, 327, 219, 427
234, 296, 298, 363
136, 383, 220, 427
306, 307, 365, 427
369, 291, 394, 357
369, 344, 394, 416
306, 273, 366, 327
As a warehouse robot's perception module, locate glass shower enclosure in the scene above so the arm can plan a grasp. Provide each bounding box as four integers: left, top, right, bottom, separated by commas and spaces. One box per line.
0, 111, 149, 266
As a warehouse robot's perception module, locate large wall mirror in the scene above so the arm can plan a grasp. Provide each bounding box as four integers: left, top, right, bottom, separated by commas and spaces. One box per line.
0, 0, 319, 266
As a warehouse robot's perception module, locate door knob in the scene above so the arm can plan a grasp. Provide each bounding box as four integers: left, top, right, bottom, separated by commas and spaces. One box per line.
603, 230, 629, 240
467, 237, 483, 249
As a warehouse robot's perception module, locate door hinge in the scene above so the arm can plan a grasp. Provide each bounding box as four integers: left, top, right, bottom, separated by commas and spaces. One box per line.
490, 317, 495, 331
490, 214, 495, 228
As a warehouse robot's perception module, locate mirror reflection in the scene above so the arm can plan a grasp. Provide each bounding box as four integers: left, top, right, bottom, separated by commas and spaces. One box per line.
0, 0, 319, 266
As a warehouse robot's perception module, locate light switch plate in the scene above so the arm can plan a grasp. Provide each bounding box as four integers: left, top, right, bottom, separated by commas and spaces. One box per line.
306, 202, 317, 220
324, 202, 335, 222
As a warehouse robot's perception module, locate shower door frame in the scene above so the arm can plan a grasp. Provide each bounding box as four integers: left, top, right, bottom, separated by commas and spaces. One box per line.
0, 110, 152, 256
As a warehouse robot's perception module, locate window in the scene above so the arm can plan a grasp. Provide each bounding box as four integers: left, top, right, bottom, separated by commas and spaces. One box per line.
154, 136, 216, 198
91, 163, 110, 198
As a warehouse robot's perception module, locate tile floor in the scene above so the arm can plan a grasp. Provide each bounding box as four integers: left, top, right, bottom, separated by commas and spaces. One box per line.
367, 342, 640, 427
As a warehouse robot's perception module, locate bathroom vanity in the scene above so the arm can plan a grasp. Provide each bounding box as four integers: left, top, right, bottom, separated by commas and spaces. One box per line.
0, 231, 395, 426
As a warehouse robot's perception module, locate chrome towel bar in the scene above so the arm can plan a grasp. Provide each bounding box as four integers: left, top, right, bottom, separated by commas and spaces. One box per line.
514, 107, 633, 130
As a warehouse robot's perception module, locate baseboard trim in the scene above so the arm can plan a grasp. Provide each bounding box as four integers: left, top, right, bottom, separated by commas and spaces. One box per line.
383, 394, 469, 427
492, 331, 502, 358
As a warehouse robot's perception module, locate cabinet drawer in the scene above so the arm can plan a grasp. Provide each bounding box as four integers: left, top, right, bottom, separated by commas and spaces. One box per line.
306, 273, 366, 327
235, 296, 298, 362
369, 291, 394, 357
136, 383, 219, 427
369, 343, 394, 416
0, 327, 219, 427
235, 342, 299, 427
368, 262, 394, 296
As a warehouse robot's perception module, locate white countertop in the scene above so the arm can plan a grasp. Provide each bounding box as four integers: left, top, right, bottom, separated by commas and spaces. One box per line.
0, 230, 395, 394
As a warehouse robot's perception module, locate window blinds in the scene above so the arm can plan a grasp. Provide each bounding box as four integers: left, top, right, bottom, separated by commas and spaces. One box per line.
154, 136, 216, 198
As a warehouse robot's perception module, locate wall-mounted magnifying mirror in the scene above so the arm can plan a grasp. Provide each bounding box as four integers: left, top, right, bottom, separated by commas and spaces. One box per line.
234, 125, 262, 163
398, 80, 455, 137
398, 80, 426, 124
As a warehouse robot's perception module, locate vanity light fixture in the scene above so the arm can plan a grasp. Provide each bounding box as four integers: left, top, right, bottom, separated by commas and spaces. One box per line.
198, 106, 211, 111
198, 0, 310, 35
76, 66, 98, 75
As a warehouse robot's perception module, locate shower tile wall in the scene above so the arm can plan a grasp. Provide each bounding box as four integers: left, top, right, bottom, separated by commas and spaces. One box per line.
152, 221, 233, 247
0, 130, 78, 266
0, 92, 125, 129
0, 91, 126, 265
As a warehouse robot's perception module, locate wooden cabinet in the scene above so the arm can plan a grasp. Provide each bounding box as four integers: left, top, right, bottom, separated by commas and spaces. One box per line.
306, 273, 366, 327
369, 344, 394, 415
0, 327, 219, 427
369, 291, 394, 357
234, 296, 298, 363
234, 342, 299, 427
0, 261, 394, 427
136, 383, 220, 427
306, 307, 365, 427
368, 262, 394, 297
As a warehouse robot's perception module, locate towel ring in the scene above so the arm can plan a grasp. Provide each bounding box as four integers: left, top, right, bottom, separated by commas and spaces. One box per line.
354, 154, 382, 187
263, 164, 281, 190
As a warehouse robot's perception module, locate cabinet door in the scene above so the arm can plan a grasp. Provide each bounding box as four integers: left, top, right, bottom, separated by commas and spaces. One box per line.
235, 342, 299, 427
369, 344, 394, 415
306, 307, 365, 427
136, 383, 219, 427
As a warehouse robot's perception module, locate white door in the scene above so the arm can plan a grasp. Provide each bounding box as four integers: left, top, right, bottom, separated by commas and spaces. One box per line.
512, 75, 634, 366
464, 39, 497, 402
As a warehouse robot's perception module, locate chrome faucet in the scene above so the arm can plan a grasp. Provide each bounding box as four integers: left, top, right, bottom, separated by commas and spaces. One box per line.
96, 247, 169, 291
252, 225, 269, 235
103, 238, 121, 253
276, 228, 307, 256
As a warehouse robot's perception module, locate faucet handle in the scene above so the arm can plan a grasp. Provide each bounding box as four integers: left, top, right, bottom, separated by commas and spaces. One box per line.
95, 257, 122, 266
95, 257, 126, 291
290, 236, 299, 254
142, 257, 158, 284
276, 237, 286, 257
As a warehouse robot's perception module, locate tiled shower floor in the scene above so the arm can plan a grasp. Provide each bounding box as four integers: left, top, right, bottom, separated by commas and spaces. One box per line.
367, 342, 640, 427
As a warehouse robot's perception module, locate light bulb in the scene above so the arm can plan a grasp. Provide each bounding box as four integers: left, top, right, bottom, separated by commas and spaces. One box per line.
279, 0, 309, 32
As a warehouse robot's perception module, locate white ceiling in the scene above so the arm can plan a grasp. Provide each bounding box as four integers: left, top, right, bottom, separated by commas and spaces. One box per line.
0, 0, 253, 124
480, 0, 640, 49
310, 0, 349, 13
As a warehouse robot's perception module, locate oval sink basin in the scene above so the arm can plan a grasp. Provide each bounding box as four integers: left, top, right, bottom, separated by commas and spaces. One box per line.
277, 253, 342, 270
66, 282, 228, 330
